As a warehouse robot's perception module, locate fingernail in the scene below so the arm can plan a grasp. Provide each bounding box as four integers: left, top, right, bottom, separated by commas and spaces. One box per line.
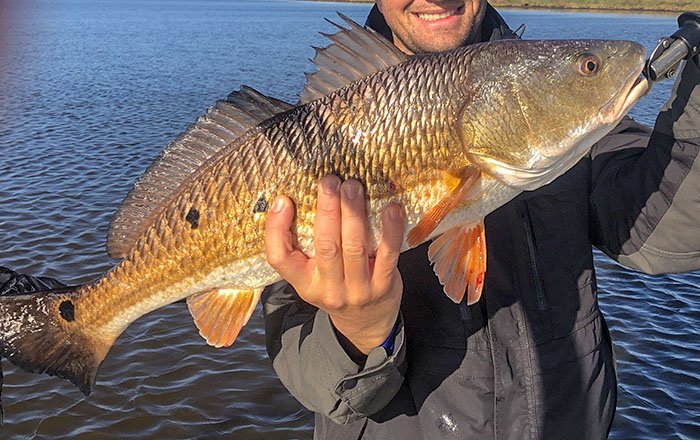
389, 205, 401, 220
343, 182, 360, 200
321, 176, 340, 195
271, 197, 285, 213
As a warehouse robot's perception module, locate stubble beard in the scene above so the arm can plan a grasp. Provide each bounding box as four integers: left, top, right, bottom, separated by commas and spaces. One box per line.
391, 7, 485, 54
397, 28, 476, 54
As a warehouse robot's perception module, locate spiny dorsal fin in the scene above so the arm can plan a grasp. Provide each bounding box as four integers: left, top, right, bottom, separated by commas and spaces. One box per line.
107, 86, 293, 258
298, 12, 408, 104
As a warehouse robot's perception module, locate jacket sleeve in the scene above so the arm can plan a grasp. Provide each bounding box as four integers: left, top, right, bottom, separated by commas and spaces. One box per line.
590, 57, 700, 274
262, 281, 407, 424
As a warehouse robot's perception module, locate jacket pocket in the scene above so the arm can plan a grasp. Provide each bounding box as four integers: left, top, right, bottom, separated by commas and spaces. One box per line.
515, 161, 599, 343
532, 313, 616, 439
522, 205, 549, 311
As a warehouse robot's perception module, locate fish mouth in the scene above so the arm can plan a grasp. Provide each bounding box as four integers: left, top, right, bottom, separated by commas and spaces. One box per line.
599, 72, 649, 125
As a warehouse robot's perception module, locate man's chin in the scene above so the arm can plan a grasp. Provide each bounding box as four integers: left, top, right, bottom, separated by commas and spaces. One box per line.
411, 36, 467, 54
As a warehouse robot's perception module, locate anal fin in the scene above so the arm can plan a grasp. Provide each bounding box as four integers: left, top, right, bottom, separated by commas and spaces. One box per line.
187, 288, 262, 348
427, 221, 487, 304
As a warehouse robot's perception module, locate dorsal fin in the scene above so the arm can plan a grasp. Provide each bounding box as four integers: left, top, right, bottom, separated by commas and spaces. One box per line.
298, 13, 408, 104
107, 86, 293, 258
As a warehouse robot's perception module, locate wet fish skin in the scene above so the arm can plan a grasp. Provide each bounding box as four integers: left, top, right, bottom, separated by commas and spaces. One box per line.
0, 35, 647, 397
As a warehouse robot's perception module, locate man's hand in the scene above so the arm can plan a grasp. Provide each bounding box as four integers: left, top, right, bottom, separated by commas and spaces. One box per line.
265, 175, 405, 354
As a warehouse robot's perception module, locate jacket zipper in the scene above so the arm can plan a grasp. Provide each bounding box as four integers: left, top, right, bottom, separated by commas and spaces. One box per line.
522, 207, 548, 310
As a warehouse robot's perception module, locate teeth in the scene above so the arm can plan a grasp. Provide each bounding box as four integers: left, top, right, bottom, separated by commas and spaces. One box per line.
417, 8, 458, 21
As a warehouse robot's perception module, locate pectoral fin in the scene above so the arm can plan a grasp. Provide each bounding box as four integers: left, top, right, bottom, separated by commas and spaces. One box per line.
407, 167, 480, 248
187, 288, 263, 348
427, 221, 486, 304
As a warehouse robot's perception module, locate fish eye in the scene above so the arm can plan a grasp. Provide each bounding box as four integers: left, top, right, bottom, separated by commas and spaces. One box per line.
578, 53, 601, 77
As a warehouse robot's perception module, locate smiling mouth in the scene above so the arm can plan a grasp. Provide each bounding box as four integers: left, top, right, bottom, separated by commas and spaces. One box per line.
415, 6, 463, 21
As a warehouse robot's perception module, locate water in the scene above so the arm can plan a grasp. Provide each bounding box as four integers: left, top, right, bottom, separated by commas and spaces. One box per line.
0, 0, 698, 438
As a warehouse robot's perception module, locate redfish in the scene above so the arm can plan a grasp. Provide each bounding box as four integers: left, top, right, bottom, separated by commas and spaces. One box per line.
0, 15, 647, 400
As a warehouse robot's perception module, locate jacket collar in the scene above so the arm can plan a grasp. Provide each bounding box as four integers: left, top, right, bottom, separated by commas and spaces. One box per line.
365, 2, 516, 46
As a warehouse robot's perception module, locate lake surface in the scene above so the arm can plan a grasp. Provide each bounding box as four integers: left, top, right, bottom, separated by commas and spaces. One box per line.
0, 0, 698, 438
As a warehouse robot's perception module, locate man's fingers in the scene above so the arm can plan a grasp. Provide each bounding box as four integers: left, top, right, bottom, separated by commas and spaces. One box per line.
340, 180, 371, 293
265, 195, 309, 288
313, 175, 344, 282
373, 203, 405, 290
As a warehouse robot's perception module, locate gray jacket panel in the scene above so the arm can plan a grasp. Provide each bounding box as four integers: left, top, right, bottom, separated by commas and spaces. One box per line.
597, 57, 700, 273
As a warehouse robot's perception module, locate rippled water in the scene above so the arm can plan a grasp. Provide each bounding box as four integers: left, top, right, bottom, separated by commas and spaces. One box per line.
0, 1, 698, 438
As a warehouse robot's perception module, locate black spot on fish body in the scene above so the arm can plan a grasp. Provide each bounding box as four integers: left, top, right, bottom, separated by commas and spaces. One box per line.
59, 300, 75, 322
186, 208, 200, 229
253, 195, 268, 213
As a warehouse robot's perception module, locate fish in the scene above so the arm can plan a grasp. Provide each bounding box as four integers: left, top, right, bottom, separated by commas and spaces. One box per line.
0, 14, 648, 400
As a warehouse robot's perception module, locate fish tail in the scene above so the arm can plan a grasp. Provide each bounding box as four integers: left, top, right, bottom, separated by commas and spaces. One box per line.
0, 287, 111, 395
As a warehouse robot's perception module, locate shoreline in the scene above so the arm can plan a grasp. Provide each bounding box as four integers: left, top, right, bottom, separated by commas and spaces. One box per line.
490, 2, 687, 14
305, 0, 692, 14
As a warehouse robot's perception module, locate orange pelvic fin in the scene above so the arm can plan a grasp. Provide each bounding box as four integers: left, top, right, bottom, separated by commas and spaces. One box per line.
407, 167, 480, 248
427, 220, 487, 304
186, 287, 263, 348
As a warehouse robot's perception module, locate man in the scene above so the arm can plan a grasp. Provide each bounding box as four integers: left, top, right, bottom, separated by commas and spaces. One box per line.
262, 1, 700, 439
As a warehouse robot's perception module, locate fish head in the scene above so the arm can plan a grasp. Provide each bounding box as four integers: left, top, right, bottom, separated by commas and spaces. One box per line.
461, 40, 648, 190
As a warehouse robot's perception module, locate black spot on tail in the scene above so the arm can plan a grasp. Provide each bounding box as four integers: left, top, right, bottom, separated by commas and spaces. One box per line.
186, 208, 200, 229
59, 300, 75, 322
0, 291, 112, 396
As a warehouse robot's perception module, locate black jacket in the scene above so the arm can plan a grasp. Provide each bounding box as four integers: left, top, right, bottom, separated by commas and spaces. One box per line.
262, 5, 700, 440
